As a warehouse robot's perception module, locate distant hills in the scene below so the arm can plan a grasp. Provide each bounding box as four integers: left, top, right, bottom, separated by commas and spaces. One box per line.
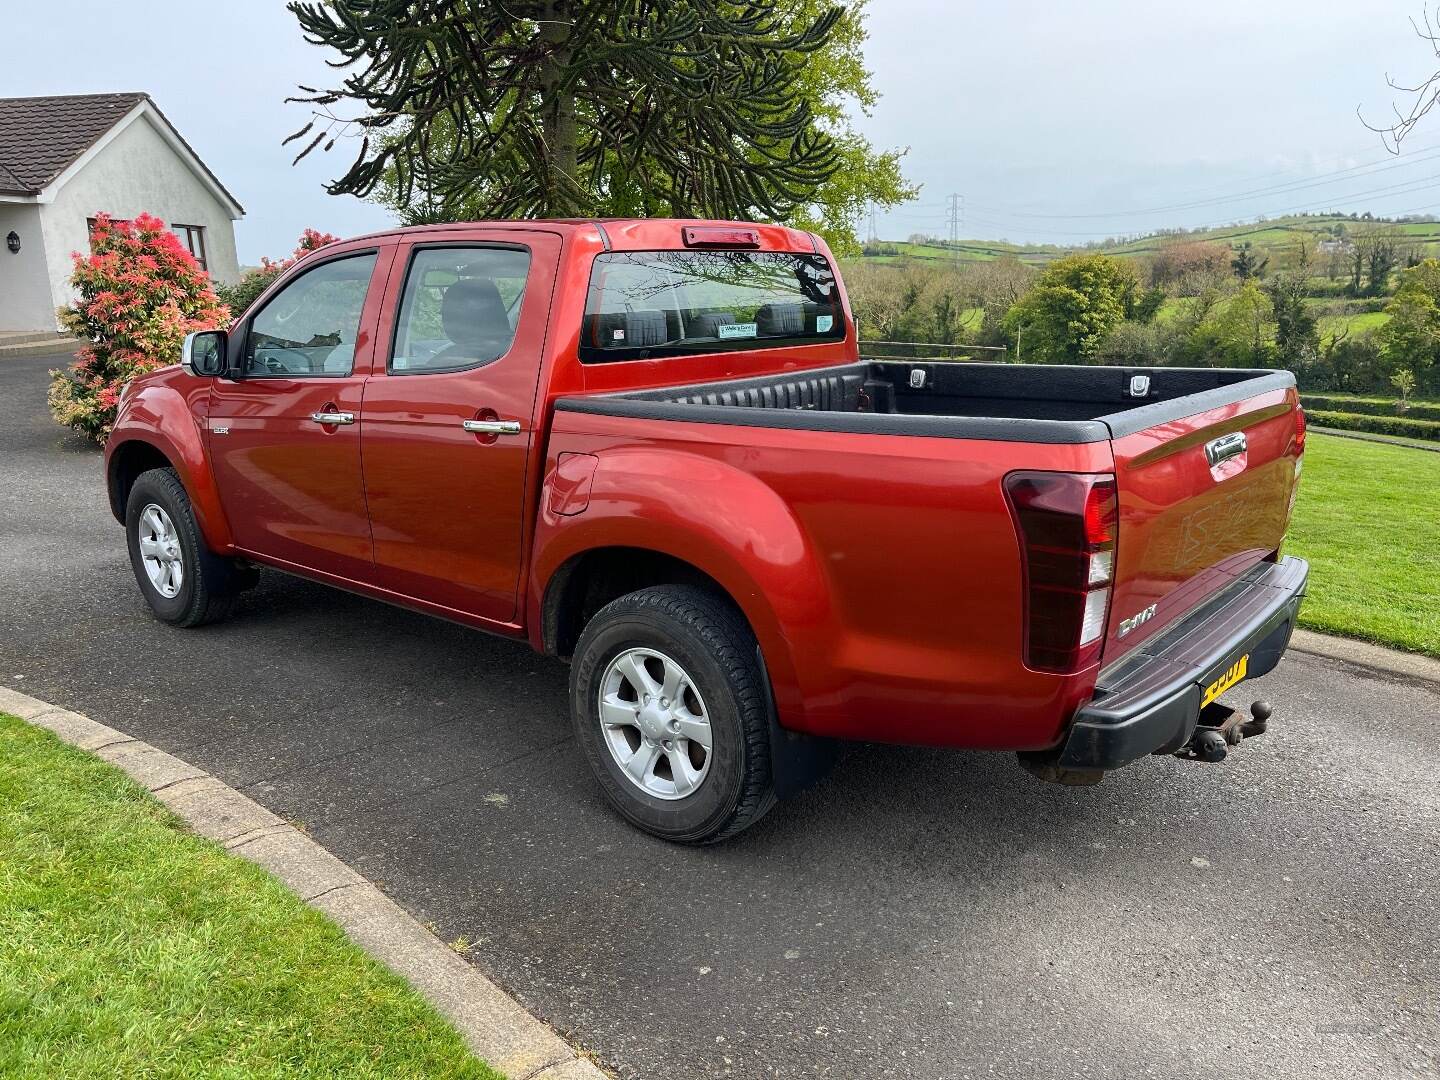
857, 213, 1440, 270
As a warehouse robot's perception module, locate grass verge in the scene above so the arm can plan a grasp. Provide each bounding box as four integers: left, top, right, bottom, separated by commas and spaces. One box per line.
1286, 433, 1440, 656
0, 713, 499, 1080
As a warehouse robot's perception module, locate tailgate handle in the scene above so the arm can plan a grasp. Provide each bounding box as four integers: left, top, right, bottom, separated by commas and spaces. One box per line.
1205, 431, 1247, 467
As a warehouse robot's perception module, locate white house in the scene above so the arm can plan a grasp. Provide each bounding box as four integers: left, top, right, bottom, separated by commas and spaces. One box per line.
0, 92, 244, 332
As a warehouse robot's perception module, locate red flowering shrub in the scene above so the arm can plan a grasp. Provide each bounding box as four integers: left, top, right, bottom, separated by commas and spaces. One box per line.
48, 213, 229, 441
216, 227, 340, 317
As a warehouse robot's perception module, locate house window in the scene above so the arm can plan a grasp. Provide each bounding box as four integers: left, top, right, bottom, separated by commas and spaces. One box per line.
171, 224, 207, 271
87, 216, 132, 250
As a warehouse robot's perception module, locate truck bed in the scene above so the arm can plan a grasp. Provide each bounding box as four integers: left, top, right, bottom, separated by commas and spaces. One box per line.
556, 360, 1297, 443
553, 357, 1303, 695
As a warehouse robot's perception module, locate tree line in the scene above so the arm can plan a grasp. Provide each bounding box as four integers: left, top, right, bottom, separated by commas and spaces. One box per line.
844, 226, 1440, 397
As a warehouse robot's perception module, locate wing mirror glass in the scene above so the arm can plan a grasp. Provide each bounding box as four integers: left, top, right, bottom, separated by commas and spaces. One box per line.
183, 330, 227, 377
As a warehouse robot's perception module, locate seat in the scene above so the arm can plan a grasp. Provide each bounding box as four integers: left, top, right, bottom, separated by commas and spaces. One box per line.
430, 278, 514, 368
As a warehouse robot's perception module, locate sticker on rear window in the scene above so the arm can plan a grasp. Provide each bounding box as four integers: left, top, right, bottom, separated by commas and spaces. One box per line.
718, 322, 758, 339
612, 329, 625, 341
816, 314, 833, 333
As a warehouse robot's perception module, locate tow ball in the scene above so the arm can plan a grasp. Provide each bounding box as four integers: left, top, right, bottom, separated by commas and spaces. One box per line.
1175, 700, 1272, 763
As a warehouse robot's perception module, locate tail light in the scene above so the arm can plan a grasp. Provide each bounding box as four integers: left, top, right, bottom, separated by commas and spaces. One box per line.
1004, 471, 1119, 674
1294, 406, 1307, 453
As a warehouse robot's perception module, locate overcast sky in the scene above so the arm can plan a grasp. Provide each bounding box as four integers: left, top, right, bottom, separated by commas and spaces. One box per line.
2, 0, 1436, 260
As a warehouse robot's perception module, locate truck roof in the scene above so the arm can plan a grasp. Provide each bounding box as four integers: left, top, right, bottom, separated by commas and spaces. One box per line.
341, 217, 823, 254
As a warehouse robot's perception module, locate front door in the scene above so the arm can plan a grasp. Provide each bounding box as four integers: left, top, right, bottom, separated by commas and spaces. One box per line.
360, 232, 561, 624
208, 246, 391, 582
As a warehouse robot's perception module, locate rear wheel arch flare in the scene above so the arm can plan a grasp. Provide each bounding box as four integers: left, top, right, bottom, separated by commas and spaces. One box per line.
543, 546, 748, 660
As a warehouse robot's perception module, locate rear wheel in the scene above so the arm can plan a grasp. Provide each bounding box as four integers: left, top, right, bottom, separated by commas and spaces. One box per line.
570, 585, 777, 844
125, 468, 247, 628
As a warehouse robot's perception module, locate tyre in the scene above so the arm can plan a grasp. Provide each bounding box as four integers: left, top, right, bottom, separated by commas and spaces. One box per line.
125, 468, 245, 627
570, 585, 777, 844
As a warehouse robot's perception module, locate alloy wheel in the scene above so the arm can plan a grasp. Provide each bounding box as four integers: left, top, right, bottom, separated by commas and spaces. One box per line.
597, 647, 713, 800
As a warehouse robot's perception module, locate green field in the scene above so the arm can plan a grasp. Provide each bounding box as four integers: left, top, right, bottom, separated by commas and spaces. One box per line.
1316, 310, 1389, 338
1286, 434, 1440, 656
0, 715, 497, 1079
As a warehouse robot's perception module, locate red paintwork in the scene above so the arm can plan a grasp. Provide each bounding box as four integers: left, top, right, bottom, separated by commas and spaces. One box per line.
104, 218, 1299, 754
1101, 388, 1303, 665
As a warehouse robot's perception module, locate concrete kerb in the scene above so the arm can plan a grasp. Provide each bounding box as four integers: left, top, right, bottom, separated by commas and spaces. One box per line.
1289, 629, 1440, 689
0, 685, 607, 1080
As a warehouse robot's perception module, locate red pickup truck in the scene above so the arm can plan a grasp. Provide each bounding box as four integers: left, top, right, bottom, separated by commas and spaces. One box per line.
105, 218, 1308, 842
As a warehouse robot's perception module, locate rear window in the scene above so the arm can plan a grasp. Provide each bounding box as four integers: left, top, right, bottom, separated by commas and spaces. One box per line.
580, 250, 844, 363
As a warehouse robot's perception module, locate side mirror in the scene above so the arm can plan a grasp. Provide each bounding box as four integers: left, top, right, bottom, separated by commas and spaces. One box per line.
182, 330, 227, 377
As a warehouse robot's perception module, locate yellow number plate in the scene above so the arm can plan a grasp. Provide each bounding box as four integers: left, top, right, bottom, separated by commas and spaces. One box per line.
1200, 653, 1249, 707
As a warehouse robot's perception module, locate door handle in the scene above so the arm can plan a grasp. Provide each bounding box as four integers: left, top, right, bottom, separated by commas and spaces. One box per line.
310, 411, 355, 425
462, 419, 522, 436
1205, 431, 1247, 467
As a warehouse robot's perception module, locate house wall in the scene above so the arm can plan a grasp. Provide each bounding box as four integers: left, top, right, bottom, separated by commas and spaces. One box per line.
0, 203, 57, 331
39, 112, 241, 324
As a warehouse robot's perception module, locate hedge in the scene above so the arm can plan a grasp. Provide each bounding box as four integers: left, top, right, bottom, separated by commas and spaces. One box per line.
1301, 395, 1440, 422
1305, 409, 1440, 441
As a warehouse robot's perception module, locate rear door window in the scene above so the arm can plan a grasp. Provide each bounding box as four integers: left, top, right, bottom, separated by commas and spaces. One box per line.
391, 246, 531, 374
580, 250, 844, 363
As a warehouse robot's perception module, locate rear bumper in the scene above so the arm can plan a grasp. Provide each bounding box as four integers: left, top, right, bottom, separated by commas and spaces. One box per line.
1056, 556, 1309, 770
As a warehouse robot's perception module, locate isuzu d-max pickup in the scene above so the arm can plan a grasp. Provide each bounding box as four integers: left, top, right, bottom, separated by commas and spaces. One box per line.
105, 219, 1308, 842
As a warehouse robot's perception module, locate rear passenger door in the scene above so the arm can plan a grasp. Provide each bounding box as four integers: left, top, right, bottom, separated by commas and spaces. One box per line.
361, 231, 562, 624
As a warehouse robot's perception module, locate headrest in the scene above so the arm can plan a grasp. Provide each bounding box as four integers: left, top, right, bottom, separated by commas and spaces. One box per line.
592, 309, 670, 348
693, 312, 736, 338
755, 303, 804, 336
441, 278, 509, 346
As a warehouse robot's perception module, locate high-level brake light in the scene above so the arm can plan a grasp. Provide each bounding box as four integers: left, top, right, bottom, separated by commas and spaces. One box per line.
681, 226, 761, 249
1003, 472, 1119, 674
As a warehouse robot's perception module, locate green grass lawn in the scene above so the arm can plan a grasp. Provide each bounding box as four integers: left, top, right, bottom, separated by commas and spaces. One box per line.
1286, 433, 1440, 656
0, 714, 499, 1080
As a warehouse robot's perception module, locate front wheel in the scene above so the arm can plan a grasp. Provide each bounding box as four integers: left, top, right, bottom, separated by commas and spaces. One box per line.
570, 585, 777, 844
125, 468, 246, 628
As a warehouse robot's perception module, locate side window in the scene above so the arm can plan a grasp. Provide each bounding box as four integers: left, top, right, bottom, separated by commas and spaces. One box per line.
391, 246, 530, 374
243, 253, 378, 377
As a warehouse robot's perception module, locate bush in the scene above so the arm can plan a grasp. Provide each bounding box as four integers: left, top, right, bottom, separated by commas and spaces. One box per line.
214, 228, 339, 320
48, 213, 229, 441
214, 268, 280, 319
1301, 395, 1440, 421
1298, 334, 1390, 394
1304, 409, 1440, 441
1093, 319, 1180, 366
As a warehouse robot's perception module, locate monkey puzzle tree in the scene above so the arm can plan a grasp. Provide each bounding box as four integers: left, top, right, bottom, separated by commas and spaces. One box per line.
285, 0, 899, 238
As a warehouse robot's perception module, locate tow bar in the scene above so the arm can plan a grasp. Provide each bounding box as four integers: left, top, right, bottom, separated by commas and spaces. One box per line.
1174, 700, 1272, 763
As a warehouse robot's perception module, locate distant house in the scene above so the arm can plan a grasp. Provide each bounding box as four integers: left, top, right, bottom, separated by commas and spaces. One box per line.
0, 93, 244, 332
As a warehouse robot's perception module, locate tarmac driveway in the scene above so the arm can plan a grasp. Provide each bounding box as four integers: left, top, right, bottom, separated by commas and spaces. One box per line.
3, 353, 1437, 1079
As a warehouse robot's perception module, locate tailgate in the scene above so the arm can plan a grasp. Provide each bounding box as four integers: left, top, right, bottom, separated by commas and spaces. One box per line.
1102, 384, 1304, 665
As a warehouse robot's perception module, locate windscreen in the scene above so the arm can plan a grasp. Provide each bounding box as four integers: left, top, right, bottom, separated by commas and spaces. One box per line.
580, 250, 845, 363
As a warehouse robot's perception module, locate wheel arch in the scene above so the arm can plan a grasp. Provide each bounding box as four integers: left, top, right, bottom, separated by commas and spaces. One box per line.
544, 545, 839, 802
105, 389, 234, 553
106, 438, 175, 523
541, 546, 741, 660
